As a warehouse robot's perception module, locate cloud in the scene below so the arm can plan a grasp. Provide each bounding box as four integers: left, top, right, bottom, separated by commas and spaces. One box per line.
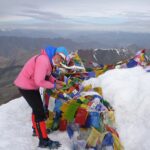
0, 0, 150, 32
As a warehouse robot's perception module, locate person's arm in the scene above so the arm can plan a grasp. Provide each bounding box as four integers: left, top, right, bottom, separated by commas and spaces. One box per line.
34, 56, 55, 89
49, 76, 65, 87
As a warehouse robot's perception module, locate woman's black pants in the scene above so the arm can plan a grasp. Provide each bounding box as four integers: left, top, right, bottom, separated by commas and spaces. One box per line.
18, 88, 46, 122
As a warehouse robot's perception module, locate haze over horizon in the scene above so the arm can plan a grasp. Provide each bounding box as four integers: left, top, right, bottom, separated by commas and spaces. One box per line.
0, 0, 150, 33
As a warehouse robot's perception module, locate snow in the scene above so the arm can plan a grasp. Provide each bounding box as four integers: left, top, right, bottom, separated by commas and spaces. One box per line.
0, 98, 72, 150
0, 66, 150, 150
83, 66, 150, 149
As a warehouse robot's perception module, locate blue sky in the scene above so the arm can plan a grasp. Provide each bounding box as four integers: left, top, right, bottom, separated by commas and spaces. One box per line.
0, 0, 150, 32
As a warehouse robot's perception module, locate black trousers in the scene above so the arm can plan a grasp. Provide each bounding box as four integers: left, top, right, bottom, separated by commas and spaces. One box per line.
18, 88, 46, 122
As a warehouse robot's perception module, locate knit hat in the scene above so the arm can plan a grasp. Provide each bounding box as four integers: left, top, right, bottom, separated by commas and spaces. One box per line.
45, 46, 57, 63
55, 47, 69, 60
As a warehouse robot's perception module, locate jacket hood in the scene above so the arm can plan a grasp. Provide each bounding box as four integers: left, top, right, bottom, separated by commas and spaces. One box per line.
45, 46, 57, 63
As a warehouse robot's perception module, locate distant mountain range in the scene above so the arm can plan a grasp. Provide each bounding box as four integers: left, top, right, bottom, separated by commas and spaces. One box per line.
0, 36, 81, 58
1, 29, 150, 49
0, 35, 149, 105
78, 48, 133, 67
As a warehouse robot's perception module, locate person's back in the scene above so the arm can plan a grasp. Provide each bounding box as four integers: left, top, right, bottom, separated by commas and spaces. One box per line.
14, 55, 38, 89
14, 53, 54, 90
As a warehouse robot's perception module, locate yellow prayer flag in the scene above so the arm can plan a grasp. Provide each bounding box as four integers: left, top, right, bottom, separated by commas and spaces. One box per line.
60, 103, 69, 112
97, 132, 108, 145
45, 111, 54, 129
83, 84, 92, 91
87, 127, 101, 147
108, 111, 116, 124
94, 69, 104, 77
93, 87, 103, 95
80, 104, 89, 109
112, 133, 124, 150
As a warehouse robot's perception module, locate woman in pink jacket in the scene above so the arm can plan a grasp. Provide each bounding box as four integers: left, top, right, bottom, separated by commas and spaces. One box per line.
14, 46, 69, 149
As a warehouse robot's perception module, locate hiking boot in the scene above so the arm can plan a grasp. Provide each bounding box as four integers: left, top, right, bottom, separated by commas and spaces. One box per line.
39, 138, 61, 149
34, 121, 61, 149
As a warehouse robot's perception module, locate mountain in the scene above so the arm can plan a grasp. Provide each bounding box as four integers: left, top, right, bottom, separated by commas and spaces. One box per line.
67, 31, 150, 49
0, 67, 150, 150
78, 48, 136, 67
1, 30, 150, 49
0, 36, 82, 58
0, 29, 60, 38
0, 56, 10, 68
0, 36, 149, 105
0, 50, 38, 105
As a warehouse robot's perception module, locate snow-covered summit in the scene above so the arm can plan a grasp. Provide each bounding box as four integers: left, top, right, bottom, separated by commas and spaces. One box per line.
0, 66, 150, 150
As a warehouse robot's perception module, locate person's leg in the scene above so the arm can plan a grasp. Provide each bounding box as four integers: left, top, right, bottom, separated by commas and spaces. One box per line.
19, 88, 45, 136
18, 88, 61, 149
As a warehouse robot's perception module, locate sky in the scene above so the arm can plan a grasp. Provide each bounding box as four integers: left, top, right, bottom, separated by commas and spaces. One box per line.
0, 0, 150, 32
0, 66, 150, 150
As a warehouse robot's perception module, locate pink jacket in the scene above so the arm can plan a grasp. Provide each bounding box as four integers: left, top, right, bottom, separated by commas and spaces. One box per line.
14, 50, 56, 90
